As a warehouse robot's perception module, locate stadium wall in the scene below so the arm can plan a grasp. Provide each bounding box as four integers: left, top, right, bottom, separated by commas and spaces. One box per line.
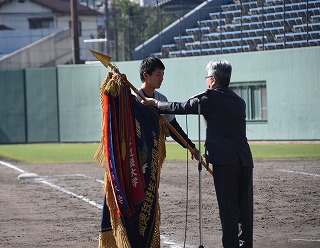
0, 46, 319, 144
25, 68, 59, 143
0, 69, 26, 143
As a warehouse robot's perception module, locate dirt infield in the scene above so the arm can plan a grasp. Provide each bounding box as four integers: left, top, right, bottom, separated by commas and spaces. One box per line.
0, 159, 319, 248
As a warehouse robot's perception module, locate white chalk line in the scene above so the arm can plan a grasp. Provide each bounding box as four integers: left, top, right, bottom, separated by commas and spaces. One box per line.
35, 177, 103, 209
0, 160, 25, 173
41, 173, 104, 184
0, 160, 186, 248
278, 169, 320, 177
0, 160, 103, 209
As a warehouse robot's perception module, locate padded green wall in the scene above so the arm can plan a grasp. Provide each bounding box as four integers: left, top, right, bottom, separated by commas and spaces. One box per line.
54, 46, 320, 142
25, 68, 59, 142
230, 47, 320, 140
57, 65, 102, 142
0, 70, 26, 143
0, 46, 319, 143
111, 47, 320, 141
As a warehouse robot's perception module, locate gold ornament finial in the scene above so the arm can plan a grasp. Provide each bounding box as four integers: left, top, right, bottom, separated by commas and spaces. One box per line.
89, 50, 112, 68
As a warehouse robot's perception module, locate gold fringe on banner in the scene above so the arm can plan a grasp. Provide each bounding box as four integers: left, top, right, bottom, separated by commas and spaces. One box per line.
94, 74, 110, 167
149, 116, 167, 248
98, 231, 117, 248
104, 170, 131, 248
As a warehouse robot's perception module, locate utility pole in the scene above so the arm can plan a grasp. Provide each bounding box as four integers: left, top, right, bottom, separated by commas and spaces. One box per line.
104, 0, 109, 55
71, 0, 80, 64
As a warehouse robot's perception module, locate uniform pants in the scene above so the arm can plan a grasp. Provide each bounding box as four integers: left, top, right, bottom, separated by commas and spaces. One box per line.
213, 164, 253, 248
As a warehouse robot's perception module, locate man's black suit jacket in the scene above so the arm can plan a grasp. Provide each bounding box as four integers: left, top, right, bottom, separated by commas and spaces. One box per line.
156, 86, 253, 167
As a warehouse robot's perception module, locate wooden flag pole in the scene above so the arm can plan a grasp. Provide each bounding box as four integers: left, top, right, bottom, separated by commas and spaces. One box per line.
89, 50, 213, 176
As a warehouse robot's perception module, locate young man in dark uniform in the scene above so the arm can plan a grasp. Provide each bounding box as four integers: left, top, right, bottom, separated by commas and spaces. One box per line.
135, 57, 198, 156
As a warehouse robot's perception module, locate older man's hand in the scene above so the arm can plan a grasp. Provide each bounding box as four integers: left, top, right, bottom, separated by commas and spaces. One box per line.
142, 97, 157, 107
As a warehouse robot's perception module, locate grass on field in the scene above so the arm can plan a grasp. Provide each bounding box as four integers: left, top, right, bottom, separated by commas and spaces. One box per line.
0, 143, 320, 164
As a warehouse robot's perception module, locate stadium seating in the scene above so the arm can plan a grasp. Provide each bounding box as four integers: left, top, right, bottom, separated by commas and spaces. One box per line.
152, 0, 320, 58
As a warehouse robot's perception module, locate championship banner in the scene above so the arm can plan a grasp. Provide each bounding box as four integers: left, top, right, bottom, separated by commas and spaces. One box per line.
94, 68, 167, 248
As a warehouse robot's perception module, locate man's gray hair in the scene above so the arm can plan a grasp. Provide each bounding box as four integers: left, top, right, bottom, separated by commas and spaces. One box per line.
206, 60, 232, 86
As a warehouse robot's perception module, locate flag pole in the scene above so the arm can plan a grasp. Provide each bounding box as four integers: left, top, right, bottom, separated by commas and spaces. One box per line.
89, 50, 213, 176
197, 99, 204, 248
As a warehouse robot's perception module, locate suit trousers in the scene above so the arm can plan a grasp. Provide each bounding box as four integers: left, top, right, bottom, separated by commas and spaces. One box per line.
213, 164, 253, 248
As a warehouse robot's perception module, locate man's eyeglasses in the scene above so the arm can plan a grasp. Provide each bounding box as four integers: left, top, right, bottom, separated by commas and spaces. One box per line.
204, 76, 214, 79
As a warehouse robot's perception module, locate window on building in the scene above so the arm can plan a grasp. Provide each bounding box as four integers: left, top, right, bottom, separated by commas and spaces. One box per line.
230, 81, 267, 121
29, 17, 54, 29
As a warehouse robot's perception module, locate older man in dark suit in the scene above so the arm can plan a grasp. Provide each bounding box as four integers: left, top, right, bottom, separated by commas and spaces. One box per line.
142, 60, 254, 248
